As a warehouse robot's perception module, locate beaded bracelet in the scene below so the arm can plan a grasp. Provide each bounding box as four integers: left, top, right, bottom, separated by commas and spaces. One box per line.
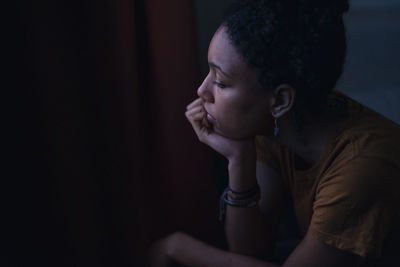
219, 185, 260, 221
227, 184, 260, 197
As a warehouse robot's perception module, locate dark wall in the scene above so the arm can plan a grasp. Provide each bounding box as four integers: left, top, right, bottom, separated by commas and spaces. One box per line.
194, 0, 236, 77
340, 3, 400, 123
5, 1, 222, 266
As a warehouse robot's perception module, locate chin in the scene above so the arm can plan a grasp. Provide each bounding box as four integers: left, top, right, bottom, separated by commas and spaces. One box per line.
214, 126, 253, 140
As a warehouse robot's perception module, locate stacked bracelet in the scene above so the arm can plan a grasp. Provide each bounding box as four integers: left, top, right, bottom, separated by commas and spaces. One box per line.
219, 184, 260, 221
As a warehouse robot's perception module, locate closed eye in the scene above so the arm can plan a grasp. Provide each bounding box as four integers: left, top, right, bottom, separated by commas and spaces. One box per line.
214, 81, 226, 88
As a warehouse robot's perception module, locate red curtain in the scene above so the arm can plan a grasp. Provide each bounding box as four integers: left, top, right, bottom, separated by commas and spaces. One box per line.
7, 0, 223, 266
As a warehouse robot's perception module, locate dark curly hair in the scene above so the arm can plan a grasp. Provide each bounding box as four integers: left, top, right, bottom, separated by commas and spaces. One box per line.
222, 0, 349, 115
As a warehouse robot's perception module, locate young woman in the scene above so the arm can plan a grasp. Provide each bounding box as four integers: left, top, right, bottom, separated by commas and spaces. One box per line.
150, 0, 400, 266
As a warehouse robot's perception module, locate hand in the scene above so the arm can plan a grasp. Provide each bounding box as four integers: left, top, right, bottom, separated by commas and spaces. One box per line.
185, 98, 256, 162
148, 233, 178, 267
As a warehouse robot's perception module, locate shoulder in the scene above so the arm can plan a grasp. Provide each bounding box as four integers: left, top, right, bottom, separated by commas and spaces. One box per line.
311, 155, 400, 258
320, 154, 400, 192
326, 91, 400, 176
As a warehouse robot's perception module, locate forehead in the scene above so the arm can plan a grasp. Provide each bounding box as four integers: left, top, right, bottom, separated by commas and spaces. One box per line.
208, 27, 249, 78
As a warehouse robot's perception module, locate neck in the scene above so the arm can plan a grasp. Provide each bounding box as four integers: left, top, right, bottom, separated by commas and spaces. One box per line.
275, 110, 343, 169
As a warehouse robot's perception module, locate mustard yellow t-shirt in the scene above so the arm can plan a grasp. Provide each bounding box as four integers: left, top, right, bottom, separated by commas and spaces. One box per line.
255, 90, 400, 258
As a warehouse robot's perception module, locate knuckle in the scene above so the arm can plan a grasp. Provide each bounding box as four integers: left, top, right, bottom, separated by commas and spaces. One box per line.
197, 133, 206, 143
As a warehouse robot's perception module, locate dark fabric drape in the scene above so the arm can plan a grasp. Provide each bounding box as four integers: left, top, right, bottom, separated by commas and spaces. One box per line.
6, 0, 223, 266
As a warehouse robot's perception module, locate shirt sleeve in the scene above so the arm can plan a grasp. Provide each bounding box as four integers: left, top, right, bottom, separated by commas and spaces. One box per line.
309, 155, 400, 258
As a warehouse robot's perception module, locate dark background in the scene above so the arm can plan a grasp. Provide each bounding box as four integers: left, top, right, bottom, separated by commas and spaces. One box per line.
4, 0, 399, 266
6, 1, 221, 266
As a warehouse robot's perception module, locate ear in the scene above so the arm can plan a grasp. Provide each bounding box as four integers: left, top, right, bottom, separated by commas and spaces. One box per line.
269, 84, 296, 118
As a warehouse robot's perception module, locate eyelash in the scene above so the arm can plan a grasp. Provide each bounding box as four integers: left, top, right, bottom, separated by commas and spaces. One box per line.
214, 81, 226, 89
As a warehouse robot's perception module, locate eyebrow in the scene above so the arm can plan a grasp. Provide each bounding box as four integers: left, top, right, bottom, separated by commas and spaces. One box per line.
209, 62, 232, 78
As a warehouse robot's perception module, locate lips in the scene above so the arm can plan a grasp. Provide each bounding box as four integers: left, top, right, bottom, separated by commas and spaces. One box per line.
207, 113, 216, 124
204, 107, 216, 124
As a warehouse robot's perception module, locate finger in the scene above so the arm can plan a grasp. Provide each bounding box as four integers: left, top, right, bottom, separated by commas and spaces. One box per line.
186, 109, 210, 127
185, 105, 203, 117
187, 111, 207, 134
200, 130, 223, 148
190, 112, 205, 121
202, 112, 210, 128
188, 116, 214, 143
186, 106, 210, 128
186, 110, 206, 129
186, 98, 203, 110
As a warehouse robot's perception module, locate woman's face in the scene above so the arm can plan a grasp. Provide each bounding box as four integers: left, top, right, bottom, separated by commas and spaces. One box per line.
197, 26, 273, 139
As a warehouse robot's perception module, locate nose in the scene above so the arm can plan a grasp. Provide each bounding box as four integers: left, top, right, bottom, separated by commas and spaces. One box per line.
197, 74, 214, 103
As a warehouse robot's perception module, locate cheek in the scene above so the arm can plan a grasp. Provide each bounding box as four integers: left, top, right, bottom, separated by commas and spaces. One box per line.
218, 99, 259, 132
218, 92, 253, 114
229, 97, 260, 122
216, 97, 245, 121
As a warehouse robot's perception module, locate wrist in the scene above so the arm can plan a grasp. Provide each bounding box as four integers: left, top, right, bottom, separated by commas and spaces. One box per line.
228, 156, 257, 192
228, 154, 256, 170
227, 140, 256, 163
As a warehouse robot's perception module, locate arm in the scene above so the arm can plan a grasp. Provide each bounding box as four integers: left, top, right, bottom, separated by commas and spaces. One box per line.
150, 231, 365, 267
176, 98, 366, 266
225, 158, 286, 258
153, 231, 279, 267
149, 155, 365, 266
283, 231, 365, 267
185, 97, 286, 258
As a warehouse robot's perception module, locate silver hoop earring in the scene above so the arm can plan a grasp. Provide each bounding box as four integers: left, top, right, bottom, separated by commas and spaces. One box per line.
274, 118, 279, 137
